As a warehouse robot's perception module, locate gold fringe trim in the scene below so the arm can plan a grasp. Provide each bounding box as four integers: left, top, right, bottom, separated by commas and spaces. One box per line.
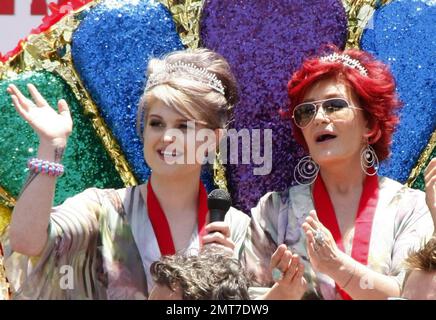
342, 0, 378, 49
0, 186, 15, 209
160, 0, 204, 49
213, 152, 228, 192
407, 130, 436, 186
0, 205, 12, 237
342, 0, 394, 49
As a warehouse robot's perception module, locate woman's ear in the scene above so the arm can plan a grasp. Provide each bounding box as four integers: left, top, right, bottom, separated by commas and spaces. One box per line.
363, 121, 381, 144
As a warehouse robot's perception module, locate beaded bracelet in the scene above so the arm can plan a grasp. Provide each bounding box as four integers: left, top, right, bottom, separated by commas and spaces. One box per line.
27, 158, 64, 177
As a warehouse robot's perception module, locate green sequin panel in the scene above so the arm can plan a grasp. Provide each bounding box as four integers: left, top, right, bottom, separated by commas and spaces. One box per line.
411, 147, 436, 191
0, 71, 124, 205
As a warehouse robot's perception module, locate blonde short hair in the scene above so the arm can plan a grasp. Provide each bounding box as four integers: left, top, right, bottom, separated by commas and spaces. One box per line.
405, 235, 436, 272
137, 48, 238, 137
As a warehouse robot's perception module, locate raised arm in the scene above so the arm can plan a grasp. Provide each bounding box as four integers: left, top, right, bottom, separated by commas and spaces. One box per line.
7, 84, 72, 256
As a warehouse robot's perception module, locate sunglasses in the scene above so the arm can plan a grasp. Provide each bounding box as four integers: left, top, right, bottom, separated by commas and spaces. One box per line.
292, 98, 363, 128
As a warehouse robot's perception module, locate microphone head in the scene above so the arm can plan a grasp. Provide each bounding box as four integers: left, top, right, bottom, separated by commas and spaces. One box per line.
207, 189, 231, 212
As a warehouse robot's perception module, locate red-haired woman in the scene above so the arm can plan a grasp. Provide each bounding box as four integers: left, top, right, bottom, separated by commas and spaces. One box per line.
244, 48, 434, 300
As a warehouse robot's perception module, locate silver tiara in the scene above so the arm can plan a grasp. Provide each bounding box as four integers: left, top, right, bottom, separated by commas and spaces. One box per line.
320, 53, 368, 76
145, 61, 225, 95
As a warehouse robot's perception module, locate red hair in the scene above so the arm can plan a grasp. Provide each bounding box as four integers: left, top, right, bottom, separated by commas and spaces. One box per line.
287, 46, 401, 161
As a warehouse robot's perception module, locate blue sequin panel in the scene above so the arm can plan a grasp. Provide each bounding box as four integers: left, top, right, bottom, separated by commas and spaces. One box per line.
361, 0, 436, 183
201, 0, 348, 212
72, 0, 184, 184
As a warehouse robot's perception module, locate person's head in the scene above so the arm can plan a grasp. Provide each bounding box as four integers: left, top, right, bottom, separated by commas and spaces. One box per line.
287, 47, 401, 169
401, 236, 436, 300
148, 247, 251, 300
137, 48, 238, 178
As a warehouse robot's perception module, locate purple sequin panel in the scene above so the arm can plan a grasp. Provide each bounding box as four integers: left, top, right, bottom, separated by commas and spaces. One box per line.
201, 0, 347, 212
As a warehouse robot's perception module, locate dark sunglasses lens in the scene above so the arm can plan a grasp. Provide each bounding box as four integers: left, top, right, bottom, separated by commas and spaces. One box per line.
294, 104, 316, 127
322, 99, 349, 113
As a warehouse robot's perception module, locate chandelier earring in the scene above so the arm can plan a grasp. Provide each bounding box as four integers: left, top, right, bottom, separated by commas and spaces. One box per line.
294, 156, 320, 185
360, 144, 379, 176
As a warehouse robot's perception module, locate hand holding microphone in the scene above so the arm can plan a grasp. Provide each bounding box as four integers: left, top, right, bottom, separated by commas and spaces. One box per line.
208, 189, 232, 223
201, 189, 235, 254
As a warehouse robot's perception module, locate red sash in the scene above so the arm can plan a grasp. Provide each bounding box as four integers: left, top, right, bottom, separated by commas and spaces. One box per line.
147, 181, 208, 256
313, 171, 379, 300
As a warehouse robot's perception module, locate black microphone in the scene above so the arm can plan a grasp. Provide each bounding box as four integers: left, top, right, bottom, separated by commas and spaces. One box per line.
207, 189, 231, 223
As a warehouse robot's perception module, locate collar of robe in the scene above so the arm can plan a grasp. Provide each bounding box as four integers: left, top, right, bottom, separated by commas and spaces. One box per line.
147, 180, 209, 256
313, 170, 379, 300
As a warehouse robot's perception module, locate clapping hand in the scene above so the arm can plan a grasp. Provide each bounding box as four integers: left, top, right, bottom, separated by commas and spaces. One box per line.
302, 210, 346, 275
262, 244, 307, 300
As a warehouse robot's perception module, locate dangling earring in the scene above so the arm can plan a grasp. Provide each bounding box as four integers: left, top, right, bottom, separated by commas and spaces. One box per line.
294, 156, 320, 185
360, 144, 379, 176
213, 151, 228, 191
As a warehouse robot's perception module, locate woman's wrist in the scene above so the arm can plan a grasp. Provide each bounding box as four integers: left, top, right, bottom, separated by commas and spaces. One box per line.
338, 262, 356, 290
328, 253, 357, 288
263, 283, 302, 300
323, 250, 347, 276
37, 139, 67, 162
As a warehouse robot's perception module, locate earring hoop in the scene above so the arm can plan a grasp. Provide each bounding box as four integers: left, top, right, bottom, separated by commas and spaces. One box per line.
294, 156, 320, 185
360, 144, 379, 176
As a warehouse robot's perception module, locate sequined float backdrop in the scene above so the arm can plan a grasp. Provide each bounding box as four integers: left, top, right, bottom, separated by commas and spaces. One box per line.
201, 0, 348, 212
1, 0, 434, 302
361, 0, 436, 183
72, 0, 179, 183
0, 0, 434, 214
0, 72, 124, 204
408, 133, 436, 187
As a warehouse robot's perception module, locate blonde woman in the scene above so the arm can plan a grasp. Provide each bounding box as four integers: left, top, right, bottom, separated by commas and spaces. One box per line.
2, 49, 251, 299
